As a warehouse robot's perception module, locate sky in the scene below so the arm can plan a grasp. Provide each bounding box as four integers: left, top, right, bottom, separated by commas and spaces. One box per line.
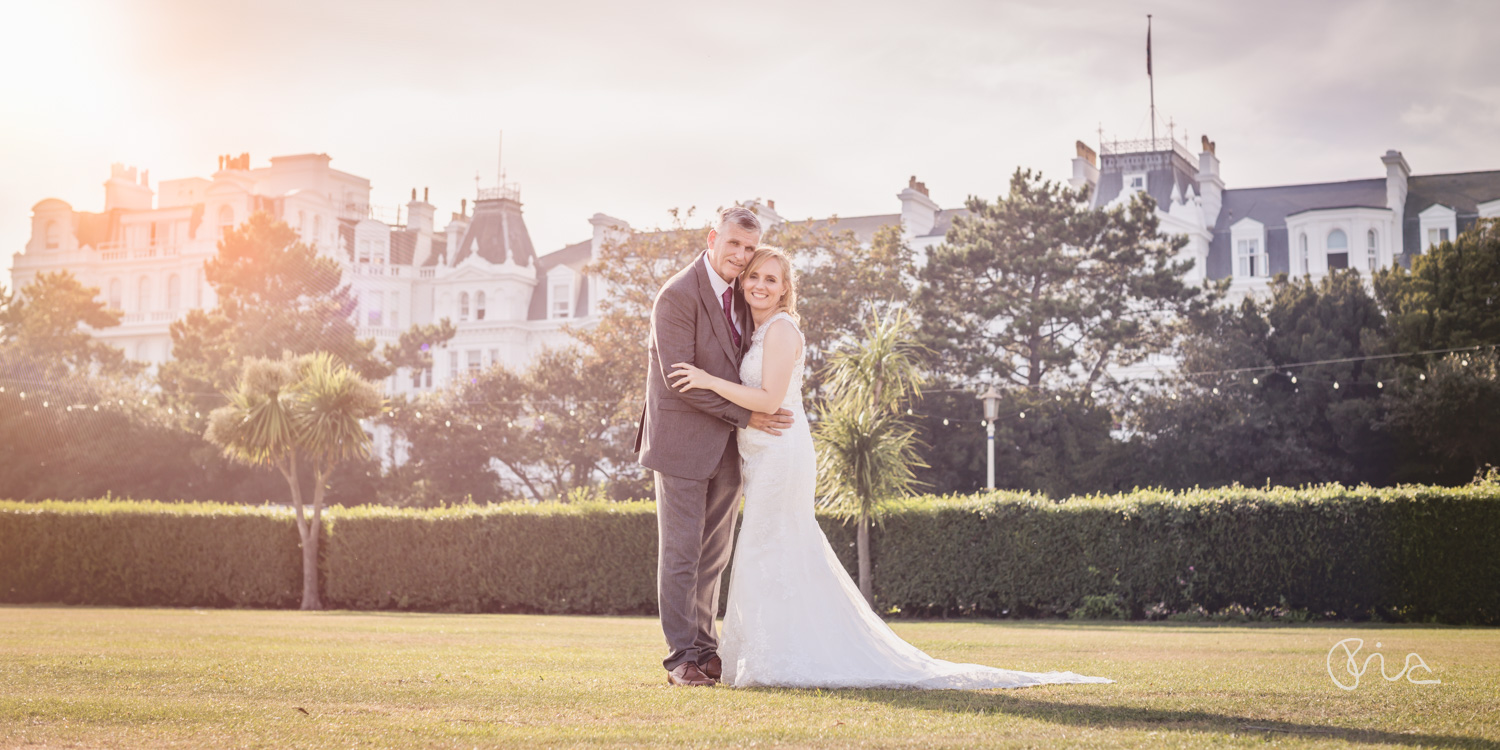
4, 0, 1500, 284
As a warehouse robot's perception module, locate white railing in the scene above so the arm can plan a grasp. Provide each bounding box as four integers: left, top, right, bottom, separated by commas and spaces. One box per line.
419, 268, 436, 278
119, 310, 186, 325
1099, 137, 1197, 165
96, 240, 182, 260
477, 184, 520, 202
348, 263, 404, 277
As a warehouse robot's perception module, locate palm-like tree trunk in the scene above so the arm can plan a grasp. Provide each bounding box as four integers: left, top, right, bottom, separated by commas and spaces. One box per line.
300, 460, 329, 610
857, 512, 873, 607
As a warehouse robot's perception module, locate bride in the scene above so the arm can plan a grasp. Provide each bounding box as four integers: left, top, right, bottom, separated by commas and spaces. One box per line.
669, 246, 1114, 690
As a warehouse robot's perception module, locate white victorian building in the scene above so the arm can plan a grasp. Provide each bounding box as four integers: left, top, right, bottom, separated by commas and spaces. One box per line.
1066, 135, 1500, 301
10, 153, 628, 399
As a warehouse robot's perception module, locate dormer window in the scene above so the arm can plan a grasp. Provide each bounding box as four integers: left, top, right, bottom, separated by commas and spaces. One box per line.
1126, 172, 1146, 193
459, 291, 470, 322
1367, 229, 1379, 271
1236, 238, 1265, 277
217, 205, 235, 238
550, 268, 576, 320
1327, 229, 1349, 269
1299, 233, 1309, 274
44, 220, 60, 249
1418, 204, 1457, 253
1230, 217, 1268, 279
475, 291, 486, 321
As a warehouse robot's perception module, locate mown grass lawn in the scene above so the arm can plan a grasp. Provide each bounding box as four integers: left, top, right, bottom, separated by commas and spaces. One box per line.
0, 606, 1495, 749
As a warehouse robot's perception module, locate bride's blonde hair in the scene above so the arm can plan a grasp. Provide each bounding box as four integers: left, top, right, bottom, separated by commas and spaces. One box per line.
743, 245, 799, 323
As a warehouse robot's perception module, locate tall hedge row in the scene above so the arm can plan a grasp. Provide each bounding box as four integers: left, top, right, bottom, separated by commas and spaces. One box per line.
0, 499, 301, 607
3, 484, 1497, 623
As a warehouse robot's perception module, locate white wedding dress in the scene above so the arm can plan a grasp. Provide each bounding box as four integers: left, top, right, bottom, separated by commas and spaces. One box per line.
718, 312, 1114, 689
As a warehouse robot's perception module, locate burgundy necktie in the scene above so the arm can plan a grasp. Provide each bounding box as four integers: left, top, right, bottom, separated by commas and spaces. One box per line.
721, 287, 741, 350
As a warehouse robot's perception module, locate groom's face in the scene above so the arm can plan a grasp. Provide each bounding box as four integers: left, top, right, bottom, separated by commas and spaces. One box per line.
706, 223, 760, 284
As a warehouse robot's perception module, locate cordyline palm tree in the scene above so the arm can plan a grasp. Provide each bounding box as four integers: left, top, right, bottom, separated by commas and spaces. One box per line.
813, 309, 928, 608
205, 352, 384, 609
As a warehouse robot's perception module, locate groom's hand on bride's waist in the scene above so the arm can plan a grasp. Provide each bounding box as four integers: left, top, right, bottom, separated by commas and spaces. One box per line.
747, 408, 794, 436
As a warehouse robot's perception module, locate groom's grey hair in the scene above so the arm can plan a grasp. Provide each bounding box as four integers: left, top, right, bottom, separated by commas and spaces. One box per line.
717, 205, 762, 235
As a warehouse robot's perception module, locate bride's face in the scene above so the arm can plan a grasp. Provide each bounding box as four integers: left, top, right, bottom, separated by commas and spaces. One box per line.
742, 257, 787, 313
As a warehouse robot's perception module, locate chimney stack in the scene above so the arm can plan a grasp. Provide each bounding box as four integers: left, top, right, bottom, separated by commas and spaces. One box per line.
898, 176, 939, 238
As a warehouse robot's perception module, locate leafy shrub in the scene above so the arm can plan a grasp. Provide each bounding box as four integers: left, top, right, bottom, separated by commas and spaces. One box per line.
3, 481, 1497, 624
0, 498, 300, 607
1069, 594, 1127, 620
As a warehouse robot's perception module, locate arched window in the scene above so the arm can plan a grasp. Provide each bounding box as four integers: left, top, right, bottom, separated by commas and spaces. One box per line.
475, 291, 486, 321
108, 278, 122, 310
1299, 233, 1309, 275
166, 274, 180, 311
45, 220, 60, 249
1327, 229, 1349, 270
459, 291, 470, 321
217, 205, 235, 238
1367, 229, 1378, 271
137, 276, 152, 312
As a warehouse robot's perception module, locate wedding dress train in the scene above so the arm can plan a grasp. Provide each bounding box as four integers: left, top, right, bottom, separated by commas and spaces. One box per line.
718, 312, 1114, 690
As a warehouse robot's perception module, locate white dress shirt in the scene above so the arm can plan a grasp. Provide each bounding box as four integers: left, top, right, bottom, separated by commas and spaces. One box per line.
702, 251, 739, 334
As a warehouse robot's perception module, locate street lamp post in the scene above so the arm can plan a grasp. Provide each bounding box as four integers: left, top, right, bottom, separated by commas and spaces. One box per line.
978, 386, 1001, 490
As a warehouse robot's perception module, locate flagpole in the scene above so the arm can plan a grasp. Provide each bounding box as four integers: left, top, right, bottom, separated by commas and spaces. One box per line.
1147, 14, 1155, 150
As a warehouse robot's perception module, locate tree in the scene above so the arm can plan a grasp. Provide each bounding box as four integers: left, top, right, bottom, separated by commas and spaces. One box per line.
205, 353, 384, 609
915, 169, 1211, 391
1121, 271, 1394, 488
159, 211, 453, 415
0, 271, 140, 381
1375, 218, 1500, 354
1381, 351, 1500, 478
767, 220, 915, 393
814, 309, 927, 607
385, 365, 536, 505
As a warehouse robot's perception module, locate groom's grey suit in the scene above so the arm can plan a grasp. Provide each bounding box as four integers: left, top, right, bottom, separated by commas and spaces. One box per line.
635, 251, 754, 672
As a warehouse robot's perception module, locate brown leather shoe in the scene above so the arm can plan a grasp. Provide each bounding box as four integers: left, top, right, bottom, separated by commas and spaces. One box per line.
698, 654, 722, 680
667, 662, 715, 687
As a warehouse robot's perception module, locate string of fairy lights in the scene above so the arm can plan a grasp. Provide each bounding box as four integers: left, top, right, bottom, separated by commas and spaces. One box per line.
2, 342, 1494, 435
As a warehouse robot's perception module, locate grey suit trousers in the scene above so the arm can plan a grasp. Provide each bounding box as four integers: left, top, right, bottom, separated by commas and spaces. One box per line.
655, 440, 742, 671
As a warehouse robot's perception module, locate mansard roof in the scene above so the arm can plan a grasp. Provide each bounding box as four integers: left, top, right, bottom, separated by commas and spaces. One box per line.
389, 229, 415, 265
527, 239, 593, 321
452, 197, 536, 267
1214, 179, 1388, 235
1405, 170, 1500, 217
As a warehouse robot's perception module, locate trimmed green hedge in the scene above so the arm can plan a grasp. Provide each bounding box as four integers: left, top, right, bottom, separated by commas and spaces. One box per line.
3, 484, 1498, 623
322, 502, 660, 613
871, 484, 1500, 624
0, 499, 301, 607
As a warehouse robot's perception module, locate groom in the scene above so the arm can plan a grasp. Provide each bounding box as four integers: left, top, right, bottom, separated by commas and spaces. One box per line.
635, 205, 794, 687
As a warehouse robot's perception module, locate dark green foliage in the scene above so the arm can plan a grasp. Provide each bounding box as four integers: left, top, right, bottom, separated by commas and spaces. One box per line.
914, 169, 1209, 389
1123, 271, 1397, 488
321, 502, 660, 613
1375, 218, 1500, 353
916, 389, 1119, 497
0, 500, 300, 606
5, 484, 1496, 624
869, 485, 1500, 625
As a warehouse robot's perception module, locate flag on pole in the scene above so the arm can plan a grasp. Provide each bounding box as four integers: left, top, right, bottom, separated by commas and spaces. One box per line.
1146, 17, 1153, 76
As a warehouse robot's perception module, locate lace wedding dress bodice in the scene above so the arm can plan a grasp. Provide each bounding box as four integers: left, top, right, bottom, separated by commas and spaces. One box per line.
735, 312, 805, 459
718, 311, 1113, 690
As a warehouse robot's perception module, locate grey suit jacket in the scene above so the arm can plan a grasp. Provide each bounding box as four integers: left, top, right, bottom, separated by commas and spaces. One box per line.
635, 252, 755, 480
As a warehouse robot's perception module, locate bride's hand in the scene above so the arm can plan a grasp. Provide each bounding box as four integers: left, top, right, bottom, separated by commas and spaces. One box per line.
669, 362, 719, 393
